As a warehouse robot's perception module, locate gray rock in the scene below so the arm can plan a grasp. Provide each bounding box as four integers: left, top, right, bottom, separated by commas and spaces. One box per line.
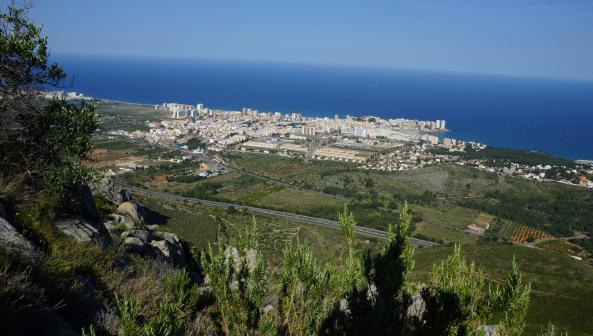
150, 239, 185, 266
108, 213, 135, 229
72, 184, 101, 222
121, 229, 152, 243
55, 215, 110, 244
90, 176, 131, 205
103, 220, 117, 233
116, 202, 143, 223
0, 201, 6, 219
0, 217, 40, 258
157, 231, 180, 244
146, 224, 160, 232
123, 236, 147, 254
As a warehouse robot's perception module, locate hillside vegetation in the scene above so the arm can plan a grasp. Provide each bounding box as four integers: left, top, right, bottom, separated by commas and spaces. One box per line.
1, 4, 591, 336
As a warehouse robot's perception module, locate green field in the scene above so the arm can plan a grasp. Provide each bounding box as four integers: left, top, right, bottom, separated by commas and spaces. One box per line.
95, 101, 167, 131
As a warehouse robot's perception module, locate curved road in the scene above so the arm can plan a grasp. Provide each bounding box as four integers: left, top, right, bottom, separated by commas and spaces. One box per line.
125, 186, 439, 248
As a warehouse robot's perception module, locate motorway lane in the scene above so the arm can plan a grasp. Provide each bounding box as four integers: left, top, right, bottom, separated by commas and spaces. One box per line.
125, 186, 439, 248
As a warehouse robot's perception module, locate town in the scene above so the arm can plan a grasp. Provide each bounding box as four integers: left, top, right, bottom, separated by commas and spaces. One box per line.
98, 100, 593, 189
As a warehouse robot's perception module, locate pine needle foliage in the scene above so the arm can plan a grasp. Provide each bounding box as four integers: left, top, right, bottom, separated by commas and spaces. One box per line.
201, 218, 273, 336
417, 246, 531, 336
277, 241, 340, 336
115, 269, 201, 336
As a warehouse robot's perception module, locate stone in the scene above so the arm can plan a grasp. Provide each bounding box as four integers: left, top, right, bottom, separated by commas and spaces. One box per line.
108, 213, 135, 229
0, 217, 40, 259
90, 176, 131, 205
123, 236, 147, 254
116, 202, 143, 223
72, 184, 101, 222
150, 239, 185, 266
103, 220, 117, 233
146, 224, 160, 232
121, 229, 152, 243
0, 201, 7, 219
157, 231, 180, 244
55, 215, 110, 244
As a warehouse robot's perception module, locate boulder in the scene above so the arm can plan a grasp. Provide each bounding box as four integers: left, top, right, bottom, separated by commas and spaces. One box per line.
150, 239, 185, 266
108, 213, 135, 230
90, 176, 131, 205
123, 236, 148, 254
55, 215, 110, 244
158, 231, 180, 244
0, 201, 7, 219
103, 220, 117, 233
116, 202, 143, 223
0, 217, 40, 259
121, 229, 152, 243
146, 224, 160, 232
71, 184, 101, 222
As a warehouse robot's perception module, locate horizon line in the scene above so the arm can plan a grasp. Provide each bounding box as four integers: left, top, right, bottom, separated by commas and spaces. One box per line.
50, 51, 593, 84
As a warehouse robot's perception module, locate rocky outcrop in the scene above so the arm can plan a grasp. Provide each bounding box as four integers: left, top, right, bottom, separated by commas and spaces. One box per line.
0, 217, 40, 259
108, 213, 135, 230
0, 201, 7, 219
90, 177, 130, 205
121, 228, 186, 266
116, 201, 144, 223
72, 184, 101, 222
55, 215, 110, 244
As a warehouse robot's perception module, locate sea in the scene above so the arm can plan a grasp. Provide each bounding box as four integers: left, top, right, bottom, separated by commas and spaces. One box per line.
54, 54, 593, 160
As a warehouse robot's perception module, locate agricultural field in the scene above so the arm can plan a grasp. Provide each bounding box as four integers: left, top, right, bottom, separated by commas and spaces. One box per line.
411, 222, 479, 245
473, 212, 494, 229
94, 101, 167, 131
511, 224, 553, 244
537, 240, 591, 260
90, 135, 171, 170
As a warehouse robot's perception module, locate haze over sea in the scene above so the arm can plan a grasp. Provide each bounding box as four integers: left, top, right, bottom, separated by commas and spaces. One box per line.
56, 54, 593, 160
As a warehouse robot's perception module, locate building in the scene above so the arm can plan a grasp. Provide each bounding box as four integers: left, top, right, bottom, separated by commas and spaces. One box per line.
354, 126, 368, 138
172, 109, 195, 119
302, 126, 316, 136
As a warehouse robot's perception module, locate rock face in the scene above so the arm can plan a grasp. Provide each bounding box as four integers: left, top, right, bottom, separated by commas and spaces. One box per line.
0, 201, 7, 219
0, 217, 40, 259
150, 239, 185, 266
120, 228, 186, 266
116, 202, 144, 223
55, 215, 110, 244
90, 177, 130, 205
72, 184, 101, 222
108, 213, 135, 230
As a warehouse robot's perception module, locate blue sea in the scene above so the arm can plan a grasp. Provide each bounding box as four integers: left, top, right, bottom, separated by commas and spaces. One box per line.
55, 54, 593, 160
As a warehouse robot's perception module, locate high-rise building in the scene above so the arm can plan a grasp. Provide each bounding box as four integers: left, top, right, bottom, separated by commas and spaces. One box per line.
354, 127, 368, 138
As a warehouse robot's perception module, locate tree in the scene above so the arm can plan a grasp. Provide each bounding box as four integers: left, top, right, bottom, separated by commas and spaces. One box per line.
201, 219, 275, 336
0, 2, 98, 198
364, 201, 416, 334
417, 246, 531, 336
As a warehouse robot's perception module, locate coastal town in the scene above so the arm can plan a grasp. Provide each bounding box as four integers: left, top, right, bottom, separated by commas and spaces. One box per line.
90, 99, 593, 189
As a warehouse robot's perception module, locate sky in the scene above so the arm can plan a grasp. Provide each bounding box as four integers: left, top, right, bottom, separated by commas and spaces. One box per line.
18, 0, 593, 80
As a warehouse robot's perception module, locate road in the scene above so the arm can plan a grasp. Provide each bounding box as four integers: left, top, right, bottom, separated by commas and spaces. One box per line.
125, 186, 439, 248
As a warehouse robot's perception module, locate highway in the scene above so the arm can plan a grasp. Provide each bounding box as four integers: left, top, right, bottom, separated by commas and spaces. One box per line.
125, 186, 439, 248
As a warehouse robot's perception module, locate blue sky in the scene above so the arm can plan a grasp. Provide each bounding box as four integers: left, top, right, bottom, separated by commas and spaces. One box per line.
22, 0, 593, 80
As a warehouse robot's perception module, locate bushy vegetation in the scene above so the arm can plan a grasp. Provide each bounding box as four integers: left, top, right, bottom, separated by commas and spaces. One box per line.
0, 3, 583, 335
463, 145, 576, 168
